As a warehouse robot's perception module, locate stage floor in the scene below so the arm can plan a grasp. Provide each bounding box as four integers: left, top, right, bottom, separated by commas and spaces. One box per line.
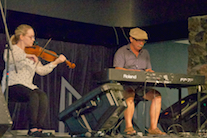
2, 130, 207, 138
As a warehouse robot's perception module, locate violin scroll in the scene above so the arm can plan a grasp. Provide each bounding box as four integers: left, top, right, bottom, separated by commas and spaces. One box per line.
65, 60, 76, 69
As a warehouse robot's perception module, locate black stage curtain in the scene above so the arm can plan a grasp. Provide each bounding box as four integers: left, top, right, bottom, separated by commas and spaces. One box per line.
0, 34, 118, 131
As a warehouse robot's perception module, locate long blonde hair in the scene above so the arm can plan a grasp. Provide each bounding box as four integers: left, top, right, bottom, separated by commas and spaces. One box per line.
10, 24, 33, 45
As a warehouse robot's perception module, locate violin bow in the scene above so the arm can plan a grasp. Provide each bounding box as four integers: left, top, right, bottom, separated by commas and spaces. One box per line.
35, 38, 52, 67
38, 38, 52, 57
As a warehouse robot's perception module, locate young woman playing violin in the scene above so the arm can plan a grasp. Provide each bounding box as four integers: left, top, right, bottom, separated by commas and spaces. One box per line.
1, 24, 66, 137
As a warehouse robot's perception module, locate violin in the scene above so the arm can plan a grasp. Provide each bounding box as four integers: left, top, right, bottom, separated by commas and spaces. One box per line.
25, 45, 76, 69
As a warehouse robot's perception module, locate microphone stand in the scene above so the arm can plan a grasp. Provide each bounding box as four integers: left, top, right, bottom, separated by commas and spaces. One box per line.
0, 0, 18, 135
0, 0, 18, 104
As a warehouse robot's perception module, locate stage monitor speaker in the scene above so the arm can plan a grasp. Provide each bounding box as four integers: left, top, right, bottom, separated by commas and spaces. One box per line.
159, 93, 207, 133
0, 85, 13, 137
58, 83, 127, 135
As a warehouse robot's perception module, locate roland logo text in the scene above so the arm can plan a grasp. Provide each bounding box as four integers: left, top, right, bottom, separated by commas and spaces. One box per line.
123, 74, 137, 79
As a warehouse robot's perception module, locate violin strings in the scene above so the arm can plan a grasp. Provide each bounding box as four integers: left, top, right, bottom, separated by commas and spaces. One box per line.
44, 50, 58, 57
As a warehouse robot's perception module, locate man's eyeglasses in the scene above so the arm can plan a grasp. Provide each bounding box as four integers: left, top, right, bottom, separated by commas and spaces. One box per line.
132, 37, 147, 44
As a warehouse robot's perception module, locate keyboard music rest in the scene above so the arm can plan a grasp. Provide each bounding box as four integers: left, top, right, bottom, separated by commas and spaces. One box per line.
94, 68, 205, 88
